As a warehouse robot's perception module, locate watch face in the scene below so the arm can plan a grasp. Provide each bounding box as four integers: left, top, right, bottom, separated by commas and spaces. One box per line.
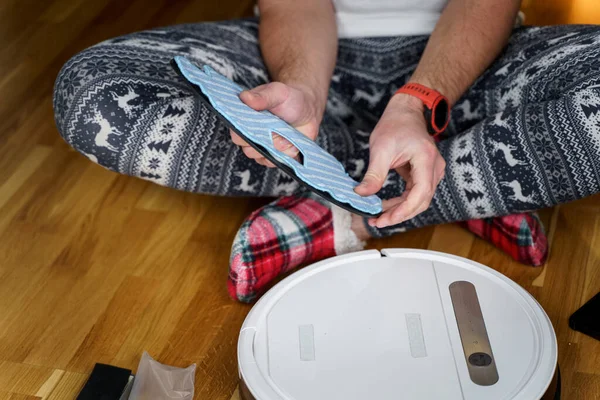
433, 97, 450, 133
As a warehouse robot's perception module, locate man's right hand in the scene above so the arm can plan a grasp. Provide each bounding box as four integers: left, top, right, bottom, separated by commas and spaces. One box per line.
230, 82, 322, 168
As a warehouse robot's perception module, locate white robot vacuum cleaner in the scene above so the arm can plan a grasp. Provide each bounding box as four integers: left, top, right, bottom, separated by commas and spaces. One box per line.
237, 249, 560, 400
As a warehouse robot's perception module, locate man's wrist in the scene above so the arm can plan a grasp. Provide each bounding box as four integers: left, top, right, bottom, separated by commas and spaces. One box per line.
390, 91, 424, 114
395, 81, 451, 135
408, 74, 458, 106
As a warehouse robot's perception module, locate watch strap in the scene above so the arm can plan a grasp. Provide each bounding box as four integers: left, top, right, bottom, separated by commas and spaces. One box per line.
395, 83, 450, 135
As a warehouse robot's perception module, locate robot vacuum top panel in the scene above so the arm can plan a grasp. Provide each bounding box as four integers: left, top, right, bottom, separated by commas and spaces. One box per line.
238, 249, 557, 400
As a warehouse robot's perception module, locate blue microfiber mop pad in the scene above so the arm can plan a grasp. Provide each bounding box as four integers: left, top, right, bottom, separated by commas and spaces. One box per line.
172, 56, 383, 217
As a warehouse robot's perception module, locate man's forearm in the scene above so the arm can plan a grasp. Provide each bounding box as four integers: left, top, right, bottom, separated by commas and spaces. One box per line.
258, 0, 338, 117
410, 0, 521, 105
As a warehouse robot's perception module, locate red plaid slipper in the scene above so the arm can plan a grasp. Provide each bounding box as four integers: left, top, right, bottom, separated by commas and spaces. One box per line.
228, 191, 365, 303
458, 212, 548, 266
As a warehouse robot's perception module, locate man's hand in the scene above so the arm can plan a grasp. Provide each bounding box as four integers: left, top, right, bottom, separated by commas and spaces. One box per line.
230, 82, 321, 167
238, 0, 336, 167
354, 94, 446, 228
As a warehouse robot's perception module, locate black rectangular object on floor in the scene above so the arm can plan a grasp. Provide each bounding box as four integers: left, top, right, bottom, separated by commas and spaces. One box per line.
569, 291, 600, 342
77, 363, 132, 400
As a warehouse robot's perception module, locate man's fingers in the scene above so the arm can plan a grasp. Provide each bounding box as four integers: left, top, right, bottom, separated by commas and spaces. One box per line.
355, 145, 392, 196
272, 134, 291, 150
381, 191, 410, 211
271, 134, 301, 159
242, 145, 263, 160
232, 129, 293, 165
235, 131, 294, 167
355, 169, 387, 197
255, 157, 276, 168
389, 187, 431, 224
374, 154, 435, 228
368, 192, 410, 226
239, 82, 289, 111
375, 185, 428, 228
230, 130, 249, 146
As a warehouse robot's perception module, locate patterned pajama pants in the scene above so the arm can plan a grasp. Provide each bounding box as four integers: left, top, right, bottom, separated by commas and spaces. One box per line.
53, 20, 600, 237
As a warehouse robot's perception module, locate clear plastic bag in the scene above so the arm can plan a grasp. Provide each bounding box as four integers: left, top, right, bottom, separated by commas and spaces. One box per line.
128, 351, 196, 400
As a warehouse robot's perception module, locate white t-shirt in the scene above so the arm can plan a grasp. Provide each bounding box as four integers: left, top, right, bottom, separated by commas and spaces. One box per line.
332, 0, 448, 38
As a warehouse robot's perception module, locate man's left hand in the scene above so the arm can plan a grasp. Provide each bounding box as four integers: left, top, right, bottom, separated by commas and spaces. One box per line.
354, 93, 446, 228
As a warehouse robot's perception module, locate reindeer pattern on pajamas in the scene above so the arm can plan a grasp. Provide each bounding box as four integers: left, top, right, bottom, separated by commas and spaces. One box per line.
53, 20, 600, 236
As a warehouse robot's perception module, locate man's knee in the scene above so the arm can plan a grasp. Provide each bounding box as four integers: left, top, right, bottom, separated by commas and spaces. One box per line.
53, 43, 151, 173
54, 47, 108, 153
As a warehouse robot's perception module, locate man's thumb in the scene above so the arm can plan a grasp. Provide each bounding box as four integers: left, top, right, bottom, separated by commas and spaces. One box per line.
240, 82, 287, 111
354, 153, 389, 196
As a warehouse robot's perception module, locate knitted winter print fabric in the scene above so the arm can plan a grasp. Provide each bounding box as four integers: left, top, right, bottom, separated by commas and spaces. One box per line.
54, 20, 600, 255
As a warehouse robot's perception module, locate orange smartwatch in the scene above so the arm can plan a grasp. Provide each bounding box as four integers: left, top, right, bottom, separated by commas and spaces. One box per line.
395, 83, 450, 136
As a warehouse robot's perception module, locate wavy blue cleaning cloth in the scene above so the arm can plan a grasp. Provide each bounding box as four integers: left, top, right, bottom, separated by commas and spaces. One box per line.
172, 56, 383, 216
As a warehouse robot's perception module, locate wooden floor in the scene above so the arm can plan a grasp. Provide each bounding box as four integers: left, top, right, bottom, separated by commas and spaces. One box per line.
0, 0, 598, 399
